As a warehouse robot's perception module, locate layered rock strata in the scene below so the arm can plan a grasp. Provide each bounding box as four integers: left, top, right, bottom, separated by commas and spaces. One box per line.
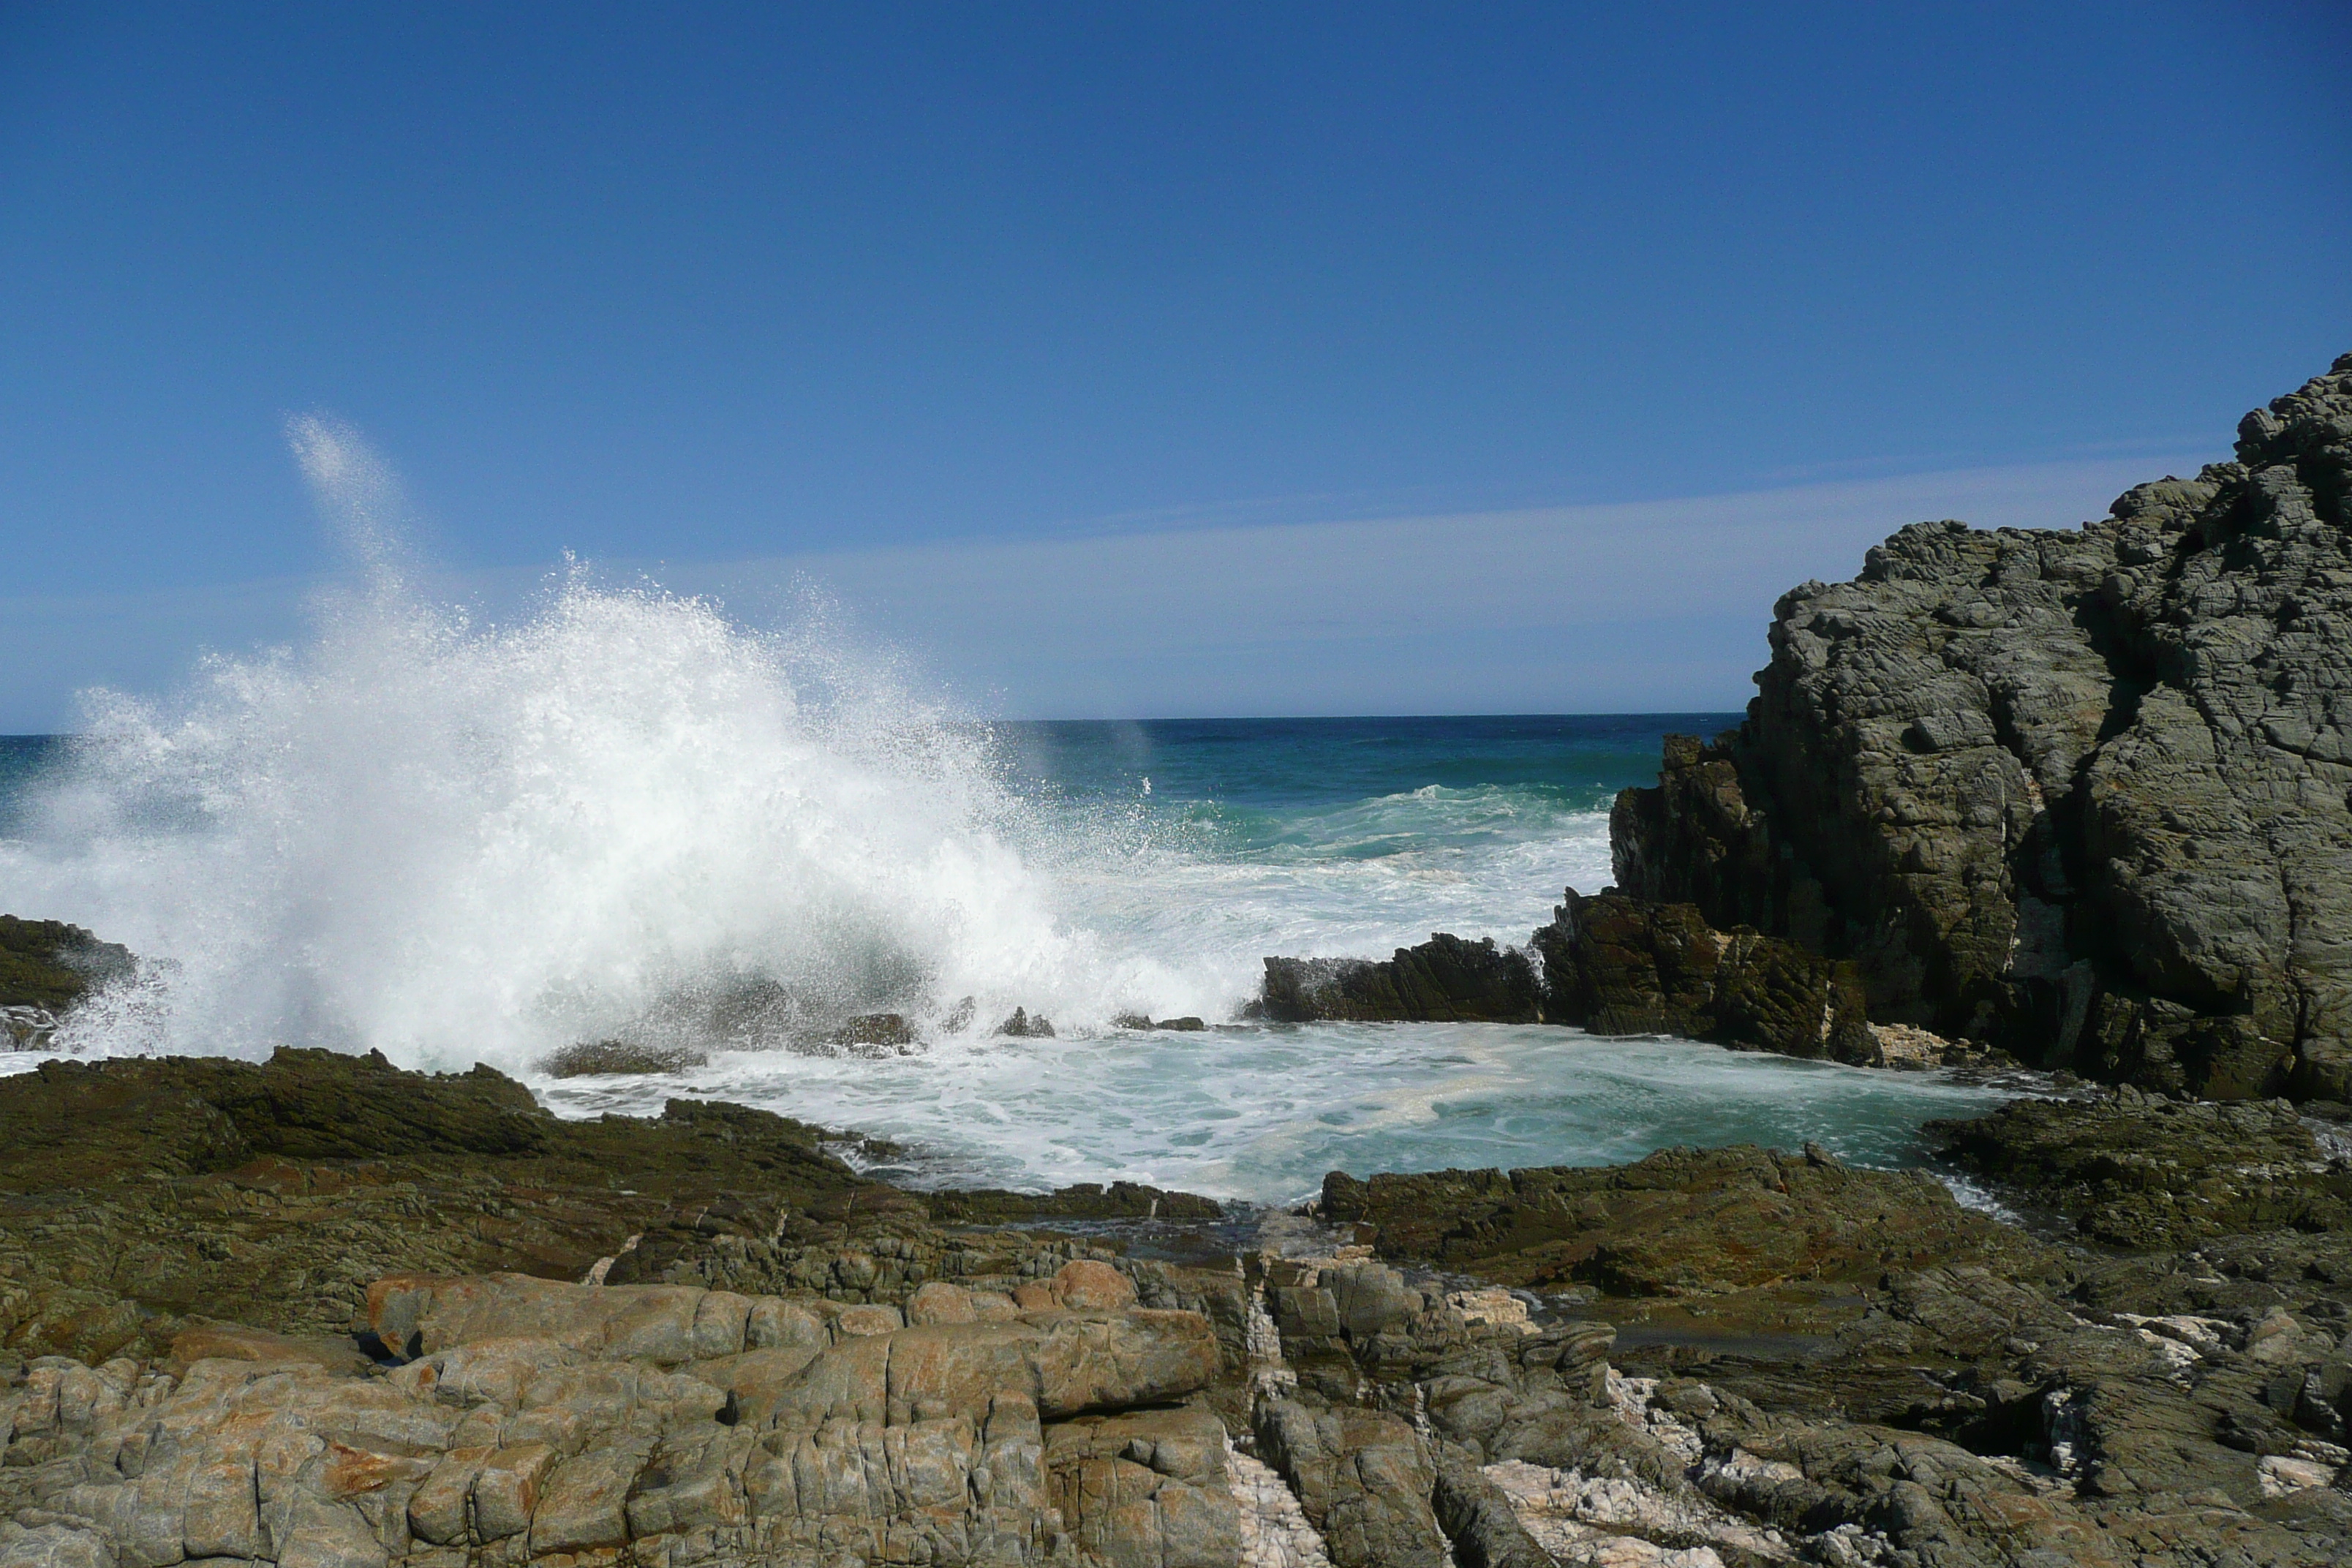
1613, 355, 2352, 1101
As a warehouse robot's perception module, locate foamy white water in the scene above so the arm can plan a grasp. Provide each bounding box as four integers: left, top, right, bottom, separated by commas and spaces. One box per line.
540, 1024, 2008, 1203
0, 423, 2010, 1197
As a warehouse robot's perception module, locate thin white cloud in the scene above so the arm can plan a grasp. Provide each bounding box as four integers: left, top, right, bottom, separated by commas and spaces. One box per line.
0, 452, 2215, 729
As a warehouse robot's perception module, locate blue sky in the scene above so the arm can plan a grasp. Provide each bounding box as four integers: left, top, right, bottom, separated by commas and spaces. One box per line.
2, 2, 2347, 727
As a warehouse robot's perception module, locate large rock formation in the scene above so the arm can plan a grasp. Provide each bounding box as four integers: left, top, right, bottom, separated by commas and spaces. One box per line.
1614, 353, 2352, 1101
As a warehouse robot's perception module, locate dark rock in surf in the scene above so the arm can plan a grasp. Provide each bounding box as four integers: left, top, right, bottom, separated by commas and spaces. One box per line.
1611, 353, 2352, 1100
993, 1006, 1055, 1037
1319, 1145, 2046, 1297
0, 916, 135, 1047
541, 1038, 709, 1077
834, 1011, 916, 1050
1531, 886, 1876, 1060
1259, 933, 1542, 1024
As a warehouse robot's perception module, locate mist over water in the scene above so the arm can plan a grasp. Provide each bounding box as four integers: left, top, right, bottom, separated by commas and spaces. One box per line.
0, 425, 2010, 1197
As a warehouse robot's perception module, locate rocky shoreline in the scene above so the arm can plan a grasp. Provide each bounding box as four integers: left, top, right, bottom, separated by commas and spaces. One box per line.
7, 352, 2352, 1565
1, 1049, 2349, 1566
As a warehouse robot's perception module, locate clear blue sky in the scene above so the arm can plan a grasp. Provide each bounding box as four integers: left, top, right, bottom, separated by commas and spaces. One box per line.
2, 2, 2347, 727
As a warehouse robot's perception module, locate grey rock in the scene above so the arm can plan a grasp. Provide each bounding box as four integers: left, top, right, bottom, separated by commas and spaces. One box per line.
1614, 353, 2352, 1098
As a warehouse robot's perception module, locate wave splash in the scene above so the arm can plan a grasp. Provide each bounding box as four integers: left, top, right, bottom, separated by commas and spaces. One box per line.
2, 428, 1205, 1071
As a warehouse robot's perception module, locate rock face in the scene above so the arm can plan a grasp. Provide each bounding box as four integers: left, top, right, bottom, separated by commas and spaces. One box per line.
1614, 354, 2352, 1100
1531, 888, 1876, 1060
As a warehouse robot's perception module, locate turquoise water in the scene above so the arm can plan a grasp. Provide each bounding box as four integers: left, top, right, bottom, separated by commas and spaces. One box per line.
0, 579, 2002, 1199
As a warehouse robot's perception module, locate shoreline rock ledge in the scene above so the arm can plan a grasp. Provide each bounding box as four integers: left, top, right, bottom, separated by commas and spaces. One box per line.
1610, 352, 2352, 1101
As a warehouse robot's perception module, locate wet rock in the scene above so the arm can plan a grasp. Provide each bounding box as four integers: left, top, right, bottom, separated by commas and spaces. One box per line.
539, 1039, 708, 1077
0, 916, 135, 1014
994, 1006, 1056, 1037
832, 1012, 915, 1050
1320, 1145, 2049, 1296
0, 1051, 911, 1360
921, 1179, 1226, 1225
1610, 354, 2352, 1101
1259, 933, 1541, 1024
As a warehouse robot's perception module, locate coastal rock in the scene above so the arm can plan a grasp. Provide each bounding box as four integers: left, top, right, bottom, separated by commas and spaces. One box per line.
1612, 354, 2352, 1099
539, 1039, 708, 1077
1531, 887, 1876, 1060
0, 919, 135, 1050
1929, 1088, 2352, 1248
1258, 934, 1541, 1024
1319, 1144, 2047, 1297
1318, 1145, 2352, 1562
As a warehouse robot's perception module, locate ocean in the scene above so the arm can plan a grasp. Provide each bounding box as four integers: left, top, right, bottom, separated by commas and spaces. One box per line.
0, 581, 2007, 1201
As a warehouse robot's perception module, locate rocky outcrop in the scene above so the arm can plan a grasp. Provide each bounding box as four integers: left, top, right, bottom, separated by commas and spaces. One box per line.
1531, 888, 1877, 1060
0, 1050, 1245, 1365
1258, 935, 1541, 1025
10, 1049, 2352, 1564
0, 918, 134, 1049
1614, 354, 2352, 1101
1319, 1143, 2051, 1298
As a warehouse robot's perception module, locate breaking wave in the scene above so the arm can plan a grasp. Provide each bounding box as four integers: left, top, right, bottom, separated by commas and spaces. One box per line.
0, 423, 1188, 1068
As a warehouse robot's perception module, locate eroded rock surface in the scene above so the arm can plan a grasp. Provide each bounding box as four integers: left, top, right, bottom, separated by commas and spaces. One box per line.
1613, 354, 2352, 1101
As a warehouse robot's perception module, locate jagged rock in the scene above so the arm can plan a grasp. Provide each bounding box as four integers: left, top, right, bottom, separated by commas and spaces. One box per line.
1259, 934, 1541, 1024
994, 1006, 1056, 1037
1532, 887, 1876, 1060
922, 1180, 1227, 1226
1612, 354, 2352, 1100
1254, 1398, 1449, 1568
